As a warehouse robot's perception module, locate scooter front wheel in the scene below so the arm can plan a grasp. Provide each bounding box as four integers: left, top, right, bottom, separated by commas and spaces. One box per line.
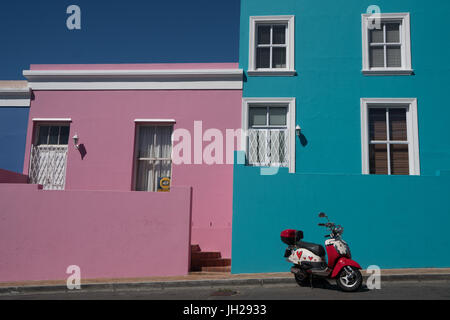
336, 266, 362, 292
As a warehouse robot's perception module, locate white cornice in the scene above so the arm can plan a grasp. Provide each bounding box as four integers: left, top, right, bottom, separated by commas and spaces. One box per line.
22, 69, 243, 91
0, 87, 31, 107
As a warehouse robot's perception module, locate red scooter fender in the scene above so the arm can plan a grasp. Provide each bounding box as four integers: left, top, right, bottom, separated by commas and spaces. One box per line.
330, 257, 362, 279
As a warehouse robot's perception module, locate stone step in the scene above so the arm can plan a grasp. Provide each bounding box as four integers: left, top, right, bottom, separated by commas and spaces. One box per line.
200, 266, 231, 272
190, 244, 230, 273
191, 251, 222, 260
191, 258, 231, 268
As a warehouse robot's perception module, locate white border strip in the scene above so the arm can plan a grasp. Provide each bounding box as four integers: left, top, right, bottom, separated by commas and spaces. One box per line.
32, 118, 72, 122
23, 69, 243, 91
134, 119, 176, 123
0, 99, 30, 107
0, 88, 31, 107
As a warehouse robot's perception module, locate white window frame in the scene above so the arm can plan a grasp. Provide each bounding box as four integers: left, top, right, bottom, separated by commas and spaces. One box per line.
248, 15, 296, 76
29, 120, 71, 190
360, 98, 420, 175
133, 122, 174, 192
242, 98, 296, 173
361, 13, 413, 75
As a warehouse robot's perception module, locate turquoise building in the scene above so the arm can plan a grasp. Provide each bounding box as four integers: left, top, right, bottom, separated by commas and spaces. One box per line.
232, 0, 450, 273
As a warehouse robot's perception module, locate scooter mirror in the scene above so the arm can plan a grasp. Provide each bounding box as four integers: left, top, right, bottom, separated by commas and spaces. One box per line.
318, 212, 327, 218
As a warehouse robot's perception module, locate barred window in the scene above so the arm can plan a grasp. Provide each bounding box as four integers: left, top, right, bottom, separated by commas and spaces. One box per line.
247, 106, 288, 167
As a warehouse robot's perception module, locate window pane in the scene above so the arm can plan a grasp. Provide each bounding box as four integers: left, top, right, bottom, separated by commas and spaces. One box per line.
369, 144, 388, 175
272, 25, 286, 44
386, 23, 400, 43
369, 108, 387, 141
138, 126, 156, 158
389, 109, 407, 141
387, 46, 401, 67
390, 144, 409, 175
370, 28, 384, 43
257, 25, 270, 44
269, 129, 288, 166
269, 107, 287, 126
249, 107, 267, 126
369, 47, 385, 68
154, 126, 173, 158
136, 160, 152, 191
37, 126, 49, 145
48, 126, 60, 145
272, 47, 286, 68
248, 129, 267, 165
256, 47, 270, 68
59, 126, 70, 145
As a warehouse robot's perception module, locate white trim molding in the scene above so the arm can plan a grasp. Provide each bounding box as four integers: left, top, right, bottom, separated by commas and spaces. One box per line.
361, 13, 413, 75
0, 84, 31, 107
241, 97, 296, 173
32, 118, 72, 122
360, 98, 420, 175
22, 69, 243, 91
248, 15, 296, 76
134, 119, 176, 123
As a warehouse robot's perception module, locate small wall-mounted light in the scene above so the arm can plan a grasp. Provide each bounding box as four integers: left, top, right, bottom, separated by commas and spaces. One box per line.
295, 125, 302, 136
72, 134, 80, 149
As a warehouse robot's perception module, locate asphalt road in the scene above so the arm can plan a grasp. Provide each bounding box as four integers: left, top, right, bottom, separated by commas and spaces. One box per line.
1, 280, 450, 300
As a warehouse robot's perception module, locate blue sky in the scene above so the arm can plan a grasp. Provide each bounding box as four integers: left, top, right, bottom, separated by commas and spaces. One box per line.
0, 0, 241, 79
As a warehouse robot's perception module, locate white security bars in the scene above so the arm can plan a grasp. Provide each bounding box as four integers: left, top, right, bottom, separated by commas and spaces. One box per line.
247, 106, 289, 167
29, 124, 70, 190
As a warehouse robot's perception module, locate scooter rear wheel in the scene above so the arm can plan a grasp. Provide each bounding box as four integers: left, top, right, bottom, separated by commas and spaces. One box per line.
294, 272, 310, 287
336, 266, 362, 292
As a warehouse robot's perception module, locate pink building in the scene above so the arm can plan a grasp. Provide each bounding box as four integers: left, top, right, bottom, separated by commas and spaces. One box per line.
0, 63, 242, 283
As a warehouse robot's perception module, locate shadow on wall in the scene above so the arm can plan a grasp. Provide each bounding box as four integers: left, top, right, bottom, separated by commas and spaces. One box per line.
298, 132, 308, 147
78, 144, 87, 160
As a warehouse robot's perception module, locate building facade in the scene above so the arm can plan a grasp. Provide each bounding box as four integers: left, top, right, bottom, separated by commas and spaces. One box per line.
1, 0, 450, 283
0, 63, 242, 282
231, 0, 450, 273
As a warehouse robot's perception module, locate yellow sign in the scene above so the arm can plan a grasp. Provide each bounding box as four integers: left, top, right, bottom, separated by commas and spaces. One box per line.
158, 177, 171, 192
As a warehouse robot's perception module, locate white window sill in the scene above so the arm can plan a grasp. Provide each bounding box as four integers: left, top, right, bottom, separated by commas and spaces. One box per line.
247, 70, 297, 76
362, 69, 414, 76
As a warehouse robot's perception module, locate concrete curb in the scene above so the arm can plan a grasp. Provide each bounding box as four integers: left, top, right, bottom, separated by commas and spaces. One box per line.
1, 273, 449, 296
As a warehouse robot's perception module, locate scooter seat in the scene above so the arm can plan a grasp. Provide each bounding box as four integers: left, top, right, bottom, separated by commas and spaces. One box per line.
297, 241, 325, 257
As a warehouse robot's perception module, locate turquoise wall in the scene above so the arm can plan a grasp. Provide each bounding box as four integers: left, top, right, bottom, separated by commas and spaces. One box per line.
239, 0, 450, 175
232, 0, 450, 273
232, 159, 450, 273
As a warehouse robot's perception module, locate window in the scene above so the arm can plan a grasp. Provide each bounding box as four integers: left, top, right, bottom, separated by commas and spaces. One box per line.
242, 98, 296, 173
361, 98, 420, 175
36, 125, 70, 146
248, 16, 295, 76
29, 122, 70, 190
362, 13, 412, 75
134, 124, 173, 192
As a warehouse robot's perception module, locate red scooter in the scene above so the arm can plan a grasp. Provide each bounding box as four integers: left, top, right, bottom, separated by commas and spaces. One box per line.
281, 212, 363, 292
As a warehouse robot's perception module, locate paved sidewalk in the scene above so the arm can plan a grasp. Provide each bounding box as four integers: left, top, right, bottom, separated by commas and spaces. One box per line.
1, 268, 450, 295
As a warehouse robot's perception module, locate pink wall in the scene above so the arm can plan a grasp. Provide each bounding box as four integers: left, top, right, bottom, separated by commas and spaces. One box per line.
0, 169, 28, 184
22, 64, 242, 259
0, 184, 192, 282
